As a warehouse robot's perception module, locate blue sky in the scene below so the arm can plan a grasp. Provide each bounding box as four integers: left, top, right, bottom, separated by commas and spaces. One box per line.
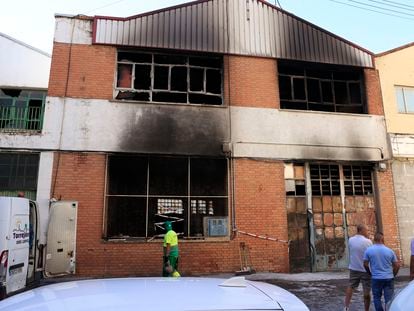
1, 0, 413, 54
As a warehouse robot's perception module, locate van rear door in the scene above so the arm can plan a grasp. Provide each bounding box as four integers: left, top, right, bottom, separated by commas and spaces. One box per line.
45, 201, 77, 276
5, 198, 30, 294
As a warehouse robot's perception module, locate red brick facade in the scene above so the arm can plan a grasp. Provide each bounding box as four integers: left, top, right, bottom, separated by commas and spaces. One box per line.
51, 153, 288, 276
374, 167, 402, 259
48, 43, 116, 99
224, 55, 279, 108
364, 68, 385, 115
47, 40, 400, 276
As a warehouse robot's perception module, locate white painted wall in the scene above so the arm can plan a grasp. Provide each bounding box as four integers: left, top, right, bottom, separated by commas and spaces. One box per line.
231, 107, 390, 161
36, 152, 54, 244
0, 97, 391, 162
54, 15, 92, 45
390, 134, 414, 158
0, 33, 51, 89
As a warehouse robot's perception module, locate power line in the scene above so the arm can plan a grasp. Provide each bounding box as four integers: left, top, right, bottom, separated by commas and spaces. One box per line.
328, 0, 414, 20
366, 0, 414, 11
378, 0, 414, 10
347, 0, 414, 16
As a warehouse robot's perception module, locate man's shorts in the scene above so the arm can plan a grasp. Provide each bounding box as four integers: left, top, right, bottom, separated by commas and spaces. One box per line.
349, 269, 371, 294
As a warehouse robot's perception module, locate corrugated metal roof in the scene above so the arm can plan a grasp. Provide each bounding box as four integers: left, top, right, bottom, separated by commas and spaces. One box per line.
93, 0, 373, 67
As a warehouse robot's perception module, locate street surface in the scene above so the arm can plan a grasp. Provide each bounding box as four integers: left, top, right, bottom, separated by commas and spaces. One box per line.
249, 269, 411, 311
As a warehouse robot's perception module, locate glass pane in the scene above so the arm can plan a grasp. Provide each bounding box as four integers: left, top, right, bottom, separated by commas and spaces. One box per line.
395, 87, 406, 113
189, 57, 221, 68
307, 78, 320, 102
189, 198, 227, 237
190, 158, 227, 196
147, 197, 187, 237
349, 82, 362, 104
279, 76, 292, 100
106, 197, 147, 238
117, 64, 132, 88
321, 81, 333, 103
190, 68, 204, 91
403, 88, 414, 113
171, 66, 188, 92
154, 66, 169, 90
149, 157, 188, 195
334, 81, 348, 106
188, 94, 222, 105
118, 52, 152, 63
293, 78, 306, 100
134, 65, 151, 90
155, 54, 187, 65
108, 156, 147, 195
206, 69, 221, 94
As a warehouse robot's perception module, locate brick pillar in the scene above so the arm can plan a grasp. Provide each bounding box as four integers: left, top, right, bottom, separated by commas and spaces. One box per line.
224, 55, 279, 108
234, 158, 289, 272
374, 165, 402, 260
364, 68, 384, 115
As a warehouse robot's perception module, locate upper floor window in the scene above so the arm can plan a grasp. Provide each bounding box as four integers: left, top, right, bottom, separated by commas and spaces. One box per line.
278, 61, 365, 114
395, 86, 414, 113
115, 51, 223, 105
0, 89, 46, 132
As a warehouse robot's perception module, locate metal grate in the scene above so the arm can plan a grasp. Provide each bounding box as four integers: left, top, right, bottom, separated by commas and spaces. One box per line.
0, 89, 46, 132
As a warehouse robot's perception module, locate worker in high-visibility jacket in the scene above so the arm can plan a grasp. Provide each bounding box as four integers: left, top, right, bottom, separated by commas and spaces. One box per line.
163, 221, 180, 277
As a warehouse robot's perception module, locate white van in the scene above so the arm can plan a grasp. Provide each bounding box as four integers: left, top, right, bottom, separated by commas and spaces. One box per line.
0, 197, 77, 299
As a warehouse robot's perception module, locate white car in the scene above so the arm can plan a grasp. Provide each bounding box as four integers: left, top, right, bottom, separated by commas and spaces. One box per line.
0, 277, 309, 311
389, 280, 414, 311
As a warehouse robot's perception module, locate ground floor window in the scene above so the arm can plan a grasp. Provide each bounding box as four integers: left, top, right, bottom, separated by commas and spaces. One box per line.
285, 162, 376, 272
105, 155, 228, 240
0, 152, 39, 199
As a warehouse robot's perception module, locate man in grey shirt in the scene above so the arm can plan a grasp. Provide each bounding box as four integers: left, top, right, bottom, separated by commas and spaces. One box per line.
344, 224, 372, 311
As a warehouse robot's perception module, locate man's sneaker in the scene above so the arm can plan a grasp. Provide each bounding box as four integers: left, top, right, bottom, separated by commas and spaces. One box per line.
343, 307, 349, 311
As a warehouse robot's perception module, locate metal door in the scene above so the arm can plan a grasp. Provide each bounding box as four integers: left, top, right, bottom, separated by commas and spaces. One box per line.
45, 201, 77, 276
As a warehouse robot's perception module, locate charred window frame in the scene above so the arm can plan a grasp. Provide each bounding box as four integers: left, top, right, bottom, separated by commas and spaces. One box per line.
115, 51, 223, 105
310, 164, 341, 196
278, 61, 365, 114
285, 163, 306, 196
343, 165, 373, 195
105, 155, 228, 240
0, 89, 46, 131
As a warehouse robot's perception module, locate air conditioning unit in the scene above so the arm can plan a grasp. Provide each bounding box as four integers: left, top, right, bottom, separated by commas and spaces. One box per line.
203, 217, 228, 237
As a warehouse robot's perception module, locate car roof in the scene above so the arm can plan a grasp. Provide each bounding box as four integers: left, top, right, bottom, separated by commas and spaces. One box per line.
0, 277, 304, 311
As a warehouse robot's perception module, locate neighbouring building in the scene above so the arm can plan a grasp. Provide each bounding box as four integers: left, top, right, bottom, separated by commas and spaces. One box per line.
6, 0, 401, 276
0, 32, 52, 243
376, 43, 414, 266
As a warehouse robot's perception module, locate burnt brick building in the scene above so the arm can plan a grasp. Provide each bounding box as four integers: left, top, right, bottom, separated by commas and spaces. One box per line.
6, 0, 400, 276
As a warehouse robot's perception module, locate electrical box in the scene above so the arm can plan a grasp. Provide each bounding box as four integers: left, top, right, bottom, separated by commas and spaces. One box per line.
203, 217, 228, 237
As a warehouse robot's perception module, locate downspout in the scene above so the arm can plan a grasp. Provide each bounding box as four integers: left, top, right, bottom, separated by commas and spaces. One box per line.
225, 0, 237, 238
51, 15, 77, 198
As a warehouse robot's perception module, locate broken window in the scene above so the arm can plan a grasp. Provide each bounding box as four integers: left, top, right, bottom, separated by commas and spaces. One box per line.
0, 89, 46, 131
115, 51, 223, 105
343, 165, 373, 195
0, 153, 39, 199
284, 163, 306, 196
278, 61, 365, 113
105, 156, 228, 240
310, 164, 340, 196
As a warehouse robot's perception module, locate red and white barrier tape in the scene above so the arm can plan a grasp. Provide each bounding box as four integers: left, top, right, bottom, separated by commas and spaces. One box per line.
237, 230, 290, 244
